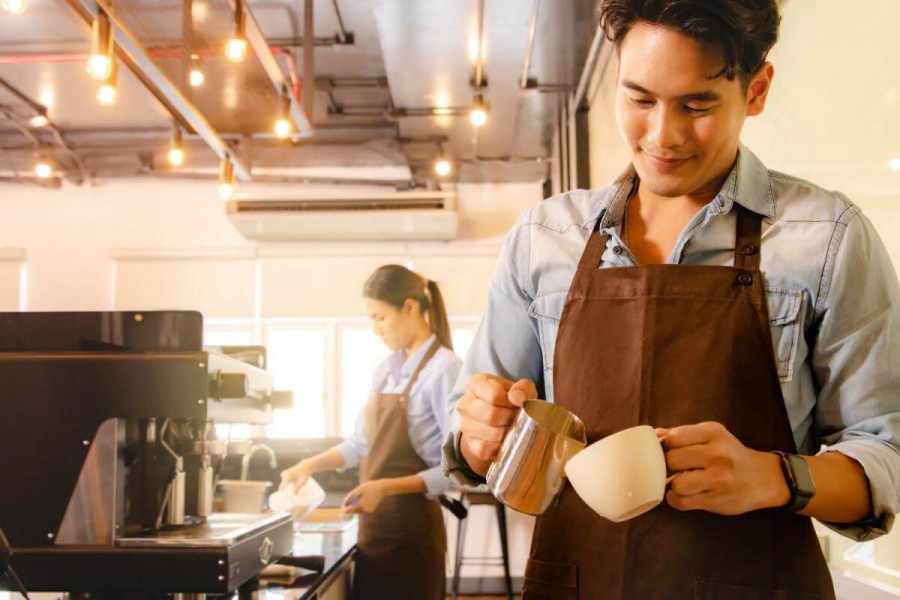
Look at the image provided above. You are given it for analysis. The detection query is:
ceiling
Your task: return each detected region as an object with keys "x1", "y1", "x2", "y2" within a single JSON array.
[{"x1": 0, "y1": 0, "x2": 598, "y2": 189}]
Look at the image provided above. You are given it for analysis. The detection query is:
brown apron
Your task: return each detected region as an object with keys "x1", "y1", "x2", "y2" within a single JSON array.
[
  {"x1": 523, "y1": 205, "x2": 836, "y2": 599},
  {"x1": 354, "y1": 339, "x2": 447, "y2": 600}
]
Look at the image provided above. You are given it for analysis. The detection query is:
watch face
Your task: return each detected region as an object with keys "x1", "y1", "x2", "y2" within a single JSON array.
[{"x1": 788, "y1": 455, "x2": 815, "y2": 498}]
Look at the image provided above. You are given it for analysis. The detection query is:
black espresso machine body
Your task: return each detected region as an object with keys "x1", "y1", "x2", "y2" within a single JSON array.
[{"x1": 0, "y1": 311, "x2": 294, "y2": 594}]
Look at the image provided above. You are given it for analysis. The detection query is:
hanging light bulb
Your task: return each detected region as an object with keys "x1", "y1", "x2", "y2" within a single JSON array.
[
  {"x1": 273, "y1": 87, "x2": 292, "y2": 139},
  {"x1": 34, "y1": 157, "x2": 53, "y2": 179},
  {"x1": 469, "y1": 94, "x2": 488, "y2": 127},
  {"x1": 168, "y1": 126, "x2": 185, "y2": 166},
  {"x1": 96, "y1": 59, "x2": 118, "y2": 106},
  {"x1": 1, "y1": 0, "x2": 27, "y2": 15},
  {"x1": 189, "y1": 54, "x2": 205, "y2": 87},
  {"x1": 29, "y1": 114, "x2": 49, "y2": 128},
  {"x1": 87, "y1": 12, "x2": 114, "y2": 81},
  {"x1": 225, "y1": 0, "x2": 248, "y2": 63},
  {"x1": 434, "y1": 158, "x2": 452, "y2": 177},
  {"x1": 218, "y1": 158, "x2": 235, "y2": 199}
]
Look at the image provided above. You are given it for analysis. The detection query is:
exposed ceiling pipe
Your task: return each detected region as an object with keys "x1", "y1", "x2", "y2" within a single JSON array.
[
  {"x1": 302, "y1": 0, "x2": 314, "y2": 125},
  {"x1": 224, "y1": 0, "x2": 313, "y2": 137},
  {"x1": 63, "y1": 0, "x2": 255, "y2": 179},
  {"x1": 519, "y1": 0, "x2": 541, "y2": 89},
  {"x1": 472, "y1": 0, "x2": 486, "y2": 89},
  {"x1": 0, "y1": 76, "x2": 90, "y2": 184},
  {"x1": 330, "y1": 0, "x2": 349, "y2": 45}
]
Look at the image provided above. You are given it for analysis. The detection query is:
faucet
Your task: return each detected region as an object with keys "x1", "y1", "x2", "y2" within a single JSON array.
[{"x1": 241, "y1": 443, "x2": 277, "y2": 480}]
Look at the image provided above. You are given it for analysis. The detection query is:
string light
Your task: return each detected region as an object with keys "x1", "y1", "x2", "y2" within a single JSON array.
[
  {"x1": 434, "y1": 158, "x2": 452, "y2": 177},
  {"x1": 469, "y1": 94, "x2": 488, "y2": 127},
  {"x1": 168, "y1": 126, "x2": 185, "y2": 167},
  {"x1": 225, "y1": 0, "x2": 248, "y2": 63},
  {"x1": 87, "y1": 12, "x2": 114, "y2": 81},
  {"x1": 273, "y1": 87, "x2": 292, "y2": 139},
  {"x1": 96, "y1": 60, "x2": 118, "y2": 106},
  {"x1": 217, "y1": 158, "x2": 235, "y2": 199},
  {"x1": 34, "y1": 158, "x2": 53, "y2": 179},
  {"x1": 189, "y1": 54, "x2": 205, "y2": 87}
]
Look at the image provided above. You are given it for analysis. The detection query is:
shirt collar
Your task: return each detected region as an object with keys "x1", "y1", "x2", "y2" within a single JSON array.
[
  {"x1": 596, "y1": 143, "x2": 775, "y2": 230},
  {"x1": 387, "y1": 333, "x2": 438, "y2": 383}
]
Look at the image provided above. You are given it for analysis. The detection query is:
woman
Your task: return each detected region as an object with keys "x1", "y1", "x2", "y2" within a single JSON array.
[{"x1": 280, "y1": 264, "x2": 461, "y2": 600}]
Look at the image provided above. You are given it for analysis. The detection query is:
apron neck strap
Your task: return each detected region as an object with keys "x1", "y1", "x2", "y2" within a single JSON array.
[
  {"x1": 580, "y1": 217, "x2": 610, "y2": 270},
  {"x1": 733, "y1": 204, "x2": 763, "y2": 270},
  {"x1": 388, "y1": 338, "x2": 442, "y2": 399}
]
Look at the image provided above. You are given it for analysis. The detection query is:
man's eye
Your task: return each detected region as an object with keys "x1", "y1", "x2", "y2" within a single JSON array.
[
  {"x1": 628, "y1": 96, "x2": 653, "y2": 107},
  {"x1": 685, "y1": 105, "x2": 713, "y2": 114}
]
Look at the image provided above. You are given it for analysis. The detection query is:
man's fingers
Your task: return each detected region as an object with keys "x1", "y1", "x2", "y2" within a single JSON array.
[
  {"x1": 466, "y1": 374, "x2": 517, "y2": 407},
  {"x1": 459, "y1": 415, "x2": 507, "y2": 443},
  {"x1": 508, "y1": 379, "x2": 538, "y2": 407},
  {"x1": 668, "y1": 469, "x2": 711, "y2": 497},
  {"x1": 458, "y1": 396, "x2": 518, "y2": 427},
  {"x1": 665, "y1": 445, "x2": 712, "y2": 472},
  {"x1": 663, "y1": 422, "x2": 724, "y2": 449}
]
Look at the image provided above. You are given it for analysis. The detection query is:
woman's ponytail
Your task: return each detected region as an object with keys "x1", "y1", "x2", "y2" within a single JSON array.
[{"x1": 425, "y1": 279, "x2": 453, "y2": 351}]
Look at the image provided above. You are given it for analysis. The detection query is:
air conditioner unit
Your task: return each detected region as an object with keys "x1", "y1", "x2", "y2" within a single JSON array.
[{"x1": 226, "y1": 190, "x2": 459, "y2": 242}]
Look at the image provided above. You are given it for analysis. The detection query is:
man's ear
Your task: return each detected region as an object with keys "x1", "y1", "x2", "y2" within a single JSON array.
[{"x1": 746, "y1": 62, "x2": 775, "y2": 117}]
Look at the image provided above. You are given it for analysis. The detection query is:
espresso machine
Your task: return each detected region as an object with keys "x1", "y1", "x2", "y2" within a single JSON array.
[{"x1": 0, "y1": 311, "x2": 294, "y2": 595}]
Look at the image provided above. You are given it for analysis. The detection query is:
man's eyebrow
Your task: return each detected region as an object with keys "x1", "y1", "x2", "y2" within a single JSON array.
[{"x1": 621, "y1": 79, "x2": 721, "y2": 102}]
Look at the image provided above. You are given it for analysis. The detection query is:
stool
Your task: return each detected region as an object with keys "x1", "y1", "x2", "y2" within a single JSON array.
[{"x1": 451, "y1": 490, "x2": 513, "y2": 600}]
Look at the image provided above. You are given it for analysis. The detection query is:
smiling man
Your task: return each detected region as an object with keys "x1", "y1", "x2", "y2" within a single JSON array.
[{"x1": 442, "y1": 1, "x2": 900, "y2": 598}]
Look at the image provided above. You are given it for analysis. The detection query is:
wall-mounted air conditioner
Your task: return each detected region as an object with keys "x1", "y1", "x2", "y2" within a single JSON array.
[{"x1": 226, "y1": 190, "x2": 459, "y2": 242}]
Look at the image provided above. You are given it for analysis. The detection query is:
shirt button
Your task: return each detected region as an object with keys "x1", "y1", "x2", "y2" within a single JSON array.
[
  {"x1": 741, "y1": 243, "x2": 758, "y2": 256},
  {"x1": 737, "y1": 273, "x2": 753, "y2": 286},
  {"x1": 613, "y1": 246, "x2": 623, "y2": 255}
]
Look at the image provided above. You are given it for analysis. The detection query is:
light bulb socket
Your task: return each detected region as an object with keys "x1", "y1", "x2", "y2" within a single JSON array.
[
  {"x1": 91, "y1": 12, "x2": 113, "y2": 62},
  {"x1": 219, "y1": 157, "x2": 235, "y2": 185},
  {"x1": 234, "y1": 0, "x2": 245, "y2": 40}
]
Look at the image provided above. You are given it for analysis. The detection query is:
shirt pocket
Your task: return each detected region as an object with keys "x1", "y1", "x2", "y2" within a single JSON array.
[
  {"x1": 527, "y1": 292, "x2": 567, "y2": 375},
  {"x1": 764, "y1": 287, "x2": 804, "y2": 383}
]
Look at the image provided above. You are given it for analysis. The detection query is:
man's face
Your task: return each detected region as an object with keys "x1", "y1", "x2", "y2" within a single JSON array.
[{"x1": 615, "y1": 22, "x2": 769, "y2": 199}]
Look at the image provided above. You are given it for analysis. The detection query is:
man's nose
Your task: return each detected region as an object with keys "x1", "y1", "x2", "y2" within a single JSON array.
[{"x1": 651, "y1": 104, "x2": 686, "y2": 149}]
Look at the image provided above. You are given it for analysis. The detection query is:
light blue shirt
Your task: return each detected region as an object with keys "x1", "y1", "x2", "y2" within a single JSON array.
[
  {"x1": 336, "y1": 334, "x2": 462, "y2": 498},
  {"x1": 442, "y1": 145, "x2": 900, "y2": 541}
]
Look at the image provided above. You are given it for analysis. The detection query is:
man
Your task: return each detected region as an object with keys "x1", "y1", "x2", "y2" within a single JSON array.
[{"x1": 442, "y1": 1, "x2": 900, "y2": 598}]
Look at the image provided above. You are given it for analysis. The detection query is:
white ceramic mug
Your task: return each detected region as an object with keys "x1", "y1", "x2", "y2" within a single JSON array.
[{"x1": 564, "y1": 425, "x2": 668, "y2": 522}]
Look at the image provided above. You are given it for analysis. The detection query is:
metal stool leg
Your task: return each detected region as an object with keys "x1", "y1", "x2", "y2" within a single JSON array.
[
  {"x1": 495, "y1": 502, "x2": 513, "y2": 600},
  {"x1": 452, "y1": 496, "x2": 469, "y2": 600}
]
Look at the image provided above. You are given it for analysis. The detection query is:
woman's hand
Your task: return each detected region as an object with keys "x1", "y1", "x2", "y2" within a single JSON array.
[
  {"x1": 342, "y1": 480, "x2": 392, "y2": 514},
  {"x1": 280, "y1": 458, "x2": 313, "y2": 493}
]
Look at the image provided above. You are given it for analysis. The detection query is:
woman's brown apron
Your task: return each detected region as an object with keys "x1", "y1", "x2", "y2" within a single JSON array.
[
  {"x1": 523, "y1": 205, "x2": 835, "y2": 599},
  {"x1": 354, "y1": 339, "x2": 447, "y2": 600}
]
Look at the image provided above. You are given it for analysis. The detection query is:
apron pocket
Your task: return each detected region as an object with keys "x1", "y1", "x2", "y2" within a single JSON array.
[
  {"x1": 522, "y1": 558, "x2": 577, "y2": 599},
  {"x1": 694, "y1": 580, "x2": 820, "y2": 600}
]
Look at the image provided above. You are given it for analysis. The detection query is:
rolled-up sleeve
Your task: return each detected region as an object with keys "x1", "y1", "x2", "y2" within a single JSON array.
[
  {"x1": 812, "y1": 206, "x2": 900, "y2": 540},
  {"x1": 442, "y1": 212, "x2": 545, "y2": 486},
  {"x1": 333, "y1": 406, "x2": 368, "y2": 469}
]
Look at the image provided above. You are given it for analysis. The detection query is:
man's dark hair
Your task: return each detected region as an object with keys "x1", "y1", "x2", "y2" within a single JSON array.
[{"x1": 599, "y1": 0, "x2": 781, "y2": 82}]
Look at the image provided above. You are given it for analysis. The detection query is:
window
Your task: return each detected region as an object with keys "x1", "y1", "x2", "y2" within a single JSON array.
[
  {"x1": 204, "y1": 317, "x2": 480, "y2": 439},
  {"x1": 264, "y1": 327, "x2": 327, "y2": 438}
]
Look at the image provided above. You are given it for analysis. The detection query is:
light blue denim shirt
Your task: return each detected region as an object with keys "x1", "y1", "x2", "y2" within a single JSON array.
[
  {"x1": 335, "y1": 334, "x2": 461, "y2": 498},
  {"x1": 442, "y1": 145, "x2": 900, "y2": 541}
]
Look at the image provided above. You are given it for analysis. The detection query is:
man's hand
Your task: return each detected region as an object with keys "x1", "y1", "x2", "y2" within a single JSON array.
[
  {"x1": 658, "y1": 422, "x2": 790, "y2": 515},
  {"x1": 457, "y1": 374, "x2": 537, "y2": 476}
]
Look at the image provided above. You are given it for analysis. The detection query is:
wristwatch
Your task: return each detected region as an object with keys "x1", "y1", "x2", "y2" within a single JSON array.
[{"x1": 772, "y1": 451, "x2": 815, "y2": 512}]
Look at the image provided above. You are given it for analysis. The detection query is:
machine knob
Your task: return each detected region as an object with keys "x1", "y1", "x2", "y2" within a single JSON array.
[{"x1": 209, "y1": 370, "x2": 249, "y2": 401}]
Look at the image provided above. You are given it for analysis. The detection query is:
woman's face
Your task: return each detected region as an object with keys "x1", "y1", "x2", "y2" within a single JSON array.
[{"x1": 364, "y1": 297, "x2": 415, "y2": 351}]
